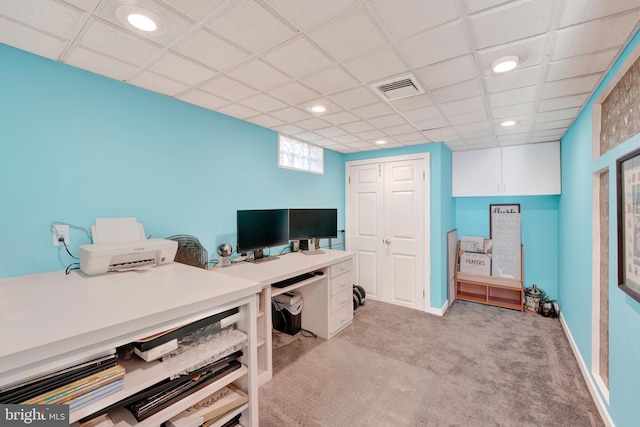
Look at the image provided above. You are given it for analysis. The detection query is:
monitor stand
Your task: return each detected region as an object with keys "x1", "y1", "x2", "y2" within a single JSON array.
[
  {"x1": 299, "y1": 239, "x2": 324, "y2": 255},
  {"x1": 247, "y1": 248, "x2": 279, "y2": 263}
]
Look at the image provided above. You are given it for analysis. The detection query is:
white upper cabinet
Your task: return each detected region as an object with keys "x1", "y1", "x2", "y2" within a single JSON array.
[{"x1": 452, "y1": 142, "x2": 561, "y2": 197}]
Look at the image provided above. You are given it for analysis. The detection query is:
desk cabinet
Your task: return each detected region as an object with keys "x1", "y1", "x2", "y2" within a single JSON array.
[
  {"x1": 0, "y1": 264, "x2": 261, "y2": 427},
  {"x1": 217, "y1": 250, "x2": 355, "y2": 387}
]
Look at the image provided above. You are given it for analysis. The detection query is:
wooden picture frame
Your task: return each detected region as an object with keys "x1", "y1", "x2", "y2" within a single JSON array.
[
  {"x1": 616, "y1": 147, "x2": 640, "y2": 303},
  {"x1": 489, "y1": 204, "x2": 520, "y2": 238}
]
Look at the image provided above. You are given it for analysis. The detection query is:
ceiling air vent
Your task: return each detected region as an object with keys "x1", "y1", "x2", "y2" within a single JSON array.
[{"x1": 371, "y1": 73, "x2": 425, "y2": 101}]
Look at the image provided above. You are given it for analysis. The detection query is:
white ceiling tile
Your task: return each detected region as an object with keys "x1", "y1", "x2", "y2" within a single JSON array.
[
  {"x1": 174, "y1": 29, "x2": 250, "y2": 71},
  {"x1": 207, "y1": 0, "x2": 296, "y2": 53},
  {"x1": 301, "y1": 66, "x2": 360, "y2": 95},
  {"x1": 402, "y1": 106, "x2": 443, "y2": 122},
  {"x1": 342, "y1": 121, "x2": 375, "y2": 133},
  {"x1": 447, "y1": 110, "x2": 488, "y2": 125},
  {"x1": 351, "y1": 103, "x2": 395, "y2": 119},
  {"x1": 66, "y1": 46, "x2": 137, "y2": 80},
  {"x1": 79, "y1": 20, "x2": 162, "y2": 66},
  {"x1": 129, "y1": 71, "x2": 189, "y2": 96},
  {"x1": 295, "y1": 131, "x2": 324, "y2": 141},
  {"x1": 333, "y1": 134, "x2": 360, "y2": 144},
  {"x1": 273, "y1": 124, "x2": 306, "y2": 135},
  {"x1": 384, "y1": 123, "x2": 418, "y2": 135},
  {"x1": 547, "y1": 49, "x2": 618, "y2": 82},
  {"x1": 309, "y1": 7, "x2": 388, "y2": 62},
  {"x1": 216, "y1": 103, "x2": 260, "y2": 119},
  {"x1": 150, "y1": 52, "x2": 215, "y2": 85},
  {"x1": 329, "y1": 87, "x2": 379, "y2": 110},
  {"x1": 265, "y1": 0, "x2": 358, "y2": 30},
  {"x1": 491, "y1": 102, "x2": 534, "y2": 119},
  {"x1": 484, "y1": 66, "x2": 541, "y2": 93},
  {"x1": 412, "y1": 117, "x2": 450, "y2": 131},
  {"x1": 356, "y1": 129, "x2": 386, "y2": 139},
  {"x1": 395, "y1": 131, "x2": 429, "y2": 142},
  {"x1": 344, "y1": 49, "x2": 409, "y2": 83},
  {"x1": 396, "y1": 20, "x2": 470, "y2": 68},
  {"x1": 440, "y1": 96, "x2": 485, "y2": 116},
  {"x1": 63, "y1": 0, "x2": 100, "y2": 11},
  {"x1": 200, "y1": 76, "x2": 257, "y2": 100},
  {"x1": 161, "y1": 0, "x2": 228, "y2": 23},
  {"x1": 498, "y1": 135, "x2": 529, "y2": 146},
  {"x1": 0, "y1": 0, "x2": 87, "y2": 39},
  {"x1": 177, "y1": 89, "x2": 229, "y2": 111},
  {"x1": 247, "y1": 115, "x2": 286, "y2": 128},
  {"x1": 263, "y1": 37, "x2": 333, "y2": 78},
  {"x1": 414, "y1": 55, "x2": 478, "y2": 91},
  {"x1": 464, "y1": 0, "x2": 512, "y2": 14},
  {"x1": 532, "y1": 129, "x2": 566, "y2": 138},
  {"x1": 268, "y1": 82, "x2": 320, "y2": 105},
  {"x1": 0, "y1": 18, "x2": 67, "y2": 60},
  {"x1": 241, "y1": 93, "x2": 288, "y2": 113},
  {"x1": 389, "y1": 93, "x2": 434, "y2": 112},
  {"x1": 542, "y1": 74, "x2": 602, "y2": 99},
  {"x1": 430, "y1": 79, "x2": 483, "y2": 103},
  {"x1": 369, "y1": 0, "x2": 461, "y2": 40},
  {"x1": 468, "y1": 0, "x2": 555, "y2": 49},
  {"x1": 456, "y1": 127, "x2": 493, "y2": 139},
  {"x1": 558, "y1": 0, "x2": 640, "y2": 28},
  {"x1": 346, "y1": 141, "x2": 378, "y2": 149},
  {"x1": 227, "y1": 59, "x2": 290, "y2": 90},
  {"x1": 315, "y1": 127, "x2": 348, "y2": 138},
  {"x1": 421, "y1": 126, "x2": 457, "y2": 140},
  {"x1": 488, "y1": 85, "x2": 537, "y2": 108},
  {"x1": 534, "y1": 107, "x2": 581, "y2": 123},
  {"x1": 552, "y1": 11, "x2": 640, "y2": 60},
  {"x1": 538, "y1": 93, "x2": 590, "y2": 112},
  {"x1": 369, "y1": 114, "x2": 408, "y2": 128},
  {"x1": 271, "y1": 106, "x2": 311, "y2": 122},
  {"x1": 322, "y1": 111, "x2": 360, "y2": 125},
  {"x1": 529, "y1": 135, "x2": 561, "y2": 143},
  {"x1": 533, "y1": 119, "x2": 573, "y2": 131},
  {"x1": 97, "y1": 0, "x2": 195, "y2": 45}
]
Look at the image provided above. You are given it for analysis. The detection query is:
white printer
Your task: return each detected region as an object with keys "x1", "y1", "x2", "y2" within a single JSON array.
[{"x1": 78, "y1": 218, "x2": 178, "y2": 276}]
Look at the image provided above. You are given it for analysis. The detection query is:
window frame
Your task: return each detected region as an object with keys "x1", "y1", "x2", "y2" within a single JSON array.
[{"x1": 278, "y1": 134, "x2": 324, "y2": 175}]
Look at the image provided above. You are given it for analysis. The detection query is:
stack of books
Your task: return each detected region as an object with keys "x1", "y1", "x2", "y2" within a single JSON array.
[{"x1": 0, "y1": 352, "x2": 125, "y2": 412}]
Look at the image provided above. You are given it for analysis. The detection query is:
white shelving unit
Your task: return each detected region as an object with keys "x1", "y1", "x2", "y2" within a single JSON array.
[{"x1": 0, "y1": 263, "x2": 262, "y2": 426}]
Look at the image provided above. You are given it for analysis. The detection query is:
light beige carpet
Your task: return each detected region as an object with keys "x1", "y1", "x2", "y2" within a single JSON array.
[{"x1": 259, "y1": 300, "x2": 604, "y2": 427}]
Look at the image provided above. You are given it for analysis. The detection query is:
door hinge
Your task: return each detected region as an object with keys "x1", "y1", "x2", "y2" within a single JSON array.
[
  {"x1": 348, "y1": 176, "x2": 351, "y2": 184},
  {"x1": 423, "y1": 289, "x2": 425, "y2": 298},
  {"x1": 378, "y1": 164, "x2": 381, "y2": 177},
  {"x1": 423, "y1": 170, "x2": 425, "y2": 180}
]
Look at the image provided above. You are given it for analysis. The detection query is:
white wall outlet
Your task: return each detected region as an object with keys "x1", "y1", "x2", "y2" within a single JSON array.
[{"x1": 52, "y1": 224, "x2": 70, "y2": 246}]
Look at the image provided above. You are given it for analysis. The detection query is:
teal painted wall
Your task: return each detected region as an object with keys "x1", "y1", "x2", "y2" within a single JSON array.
[
  {"x1": 0, "y1": 44, "x2": 346, "y2": 279},
  {"x1": 344, "y1": 142, "x2": 455, "y2": 310},
  {"x1": 560, "y1": 28, "x2": 640, "y2": 427},
  {"x1": 455, "y1": 196, "x2": 559, "y2": 299}
]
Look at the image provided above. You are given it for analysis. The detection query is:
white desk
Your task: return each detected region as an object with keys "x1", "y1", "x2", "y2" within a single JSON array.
[
  {"x1": 0, "y1": 263, "x2": 262, "y2": 426},
  {"x1": 216, "y1": 249, "x2": 354, "y2": 386}
]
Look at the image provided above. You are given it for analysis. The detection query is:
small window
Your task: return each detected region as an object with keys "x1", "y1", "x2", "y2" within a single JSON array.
[{"x1": 278, "y1": 134, "x2": 324, "y2": 174}]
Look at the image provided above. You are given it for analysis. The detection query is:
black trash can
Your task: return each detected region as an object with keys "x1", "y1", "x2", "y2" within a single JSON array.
[{"x1": 272, "y1": 291, "x2": 303, "y2": 335}]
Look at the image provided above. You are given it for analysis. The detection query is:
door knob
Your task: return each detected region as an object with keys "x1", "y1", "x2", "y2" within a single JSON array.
[{"x1": 384, "y1": 239, "x2": 391, "y2": 244}]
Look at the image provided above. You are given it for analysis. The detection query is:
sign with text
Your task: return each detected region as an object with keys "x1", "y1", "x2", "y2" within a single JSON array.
[
  {"x1": 1, "y1": 405, "x2": 68, "y2": 426},
  {"x1": 490, "y1": 204, "x2": 521, "y2": 279}
]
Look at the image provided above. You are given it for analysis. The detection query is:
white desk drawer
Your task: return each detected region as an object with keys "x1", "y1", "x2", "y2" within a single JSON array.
[
  {"x1": 331, "y1": 287, "x2": 352, "y2": 313},
  {"x1": 330, "y1": 303, "x2": 352, "y2": 335},
  {"x1": 330, "y1": 270, "x2": 353, "y2": 296},
  {"x1": 329, "y1": 259, "x2": 352, "y2": 278}
]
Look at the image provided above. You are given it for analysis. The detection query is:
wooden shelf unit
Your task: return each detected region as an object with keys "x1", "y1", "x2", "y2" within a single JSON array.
[{"x1": 455, "y1": 242, "x2": 524, "y2": 311}]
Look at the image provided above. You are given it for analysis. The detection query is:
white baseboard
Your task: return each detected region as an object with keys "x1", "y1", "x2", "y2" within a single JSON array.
[
  {"x1": 425, "y1": 299, "x2": 448, "y2": 316},
  {"x1": 559, "y1": 313, "x2": 615, "y2": 427}
]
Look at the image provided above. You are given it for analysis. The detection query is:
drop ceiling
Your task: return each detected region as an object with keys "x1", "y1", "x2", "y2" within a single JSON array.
[{"x1": 2, "y1": 0, "x2": 640, "y2": 153}]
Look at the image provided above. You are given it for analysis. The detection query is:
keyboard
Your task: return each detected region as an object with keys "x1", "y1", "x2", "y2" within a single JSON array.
[{"x1": 272, "y1": 272, "x2": 316, "y2": 288}]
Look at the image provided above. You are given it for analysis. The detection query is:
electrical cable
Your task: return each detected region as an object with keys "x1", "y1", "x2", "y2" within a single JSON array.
[
  {"x1": 65, "y1": 263, "x2": 80, "y2": 275},
  {"x1": 62, "y1": 240, "x2": 79, "y2": 259}
]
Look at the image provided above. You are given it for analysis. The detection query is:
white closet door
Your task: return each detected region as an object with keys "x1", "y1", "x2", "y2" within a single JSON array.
[{"x1": 347, "y1": 155, "x2": 428, "y2": 312}]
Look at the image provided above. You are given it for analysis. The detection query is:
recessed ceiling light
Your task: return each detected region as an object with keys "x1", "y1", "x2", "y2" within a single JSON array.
[
  {"x1": 127, "y1": 13, "x2": 157, "y2": 32},
  {"x1": 115, "y1": 5, "x2": 165, "y2": 34},
  {"x1": 501, "y1": 120, "x2": 517, "y2": 127},
  {"x1": 308, "y1": 105, "x2": 326, "y2": 113},
  {"x1": 375, "y1": 140, "x2": 386, "y2": 145},
  {"x1": 491, "y1": 55, "x2": 519, "y2": 73}
]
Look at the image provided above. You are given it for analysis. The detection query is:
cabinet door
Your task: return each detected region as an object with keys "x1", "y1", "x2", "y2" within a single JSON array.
[
  {"x1": 452, "y1": 147, "x2": 501, "y2": 196},
  {"x1": 501, "y1": 142, "x2": 561, "y2": 195}
]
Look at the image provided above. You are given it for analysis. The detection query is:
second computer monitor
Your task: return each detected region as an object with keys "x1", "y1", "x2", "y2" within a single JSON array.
[{"x1": 289, "y1": 208, "x2": 337, "y2": 253}]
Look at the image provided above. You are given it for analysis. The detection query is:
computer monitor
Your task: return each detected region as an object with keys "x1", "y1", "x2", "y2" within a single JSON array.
[
  {"x1": 289, "y1": 208, "x2": 338, "y2": 254},
  {"x1": 236, "y1": 209, "x2": 289, "y2": 263}
]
